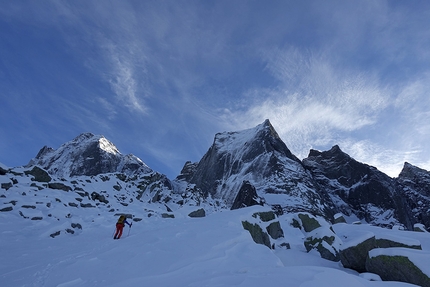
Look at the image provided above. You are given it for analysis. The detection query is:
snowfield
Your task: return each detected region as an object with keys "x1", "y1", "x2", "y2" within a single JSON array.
[{"x1": 2, "y1": 204, "x2": 428, "y2": 287}]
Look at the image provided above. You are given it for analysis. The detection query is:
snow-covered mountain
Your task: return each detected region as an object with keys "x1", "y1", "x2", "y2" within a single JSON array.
[
  {"x1": 27, "y1": 133, "x2": 152, "y2": 178},
  {"x1": 302, "y1": 145, "x2": 415, "y2": 229},
  {"x1": 2, "y1": 120, "x2": 430, "y2": 286},
  {"x1": 175, "y1": 119, "x2": 334, "y2": 216},
  {"x1": 11, "y1": 120, "x2": 430, "y2": 231}
]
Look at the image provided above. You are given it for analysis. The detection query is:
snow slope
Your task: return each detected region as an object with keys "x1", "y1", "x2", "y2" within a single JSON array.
[{"x1": 2, "y1": 205, "x2": 428, "y2": 287}]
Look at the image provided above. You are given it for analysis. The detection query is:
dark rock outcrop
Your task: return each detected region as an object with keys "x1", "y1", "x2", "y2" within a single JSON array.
[
  {"x1": 303, "y1": 146, "x2": 415, "y2": 230},
  {"x1": 231, "y1": 181, "x2": 262, "y2": 210},
  {"x1": 188, "y1": 208, "x2": 206, "y2": 218},
  {"x1": 24, "y1": 166, "x2": 51, "y2": 182},
  {"x1": 396, "y1": 162, "x2": 430, "y2": 231}
]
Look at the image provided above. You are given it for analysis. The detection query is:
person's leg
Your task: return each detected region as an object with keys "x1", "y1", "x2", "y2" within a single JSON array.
[
  {"x1": 114, "y1": 224, "x2": 120, "y2": 239},
  {"x1": 117, "y1": 225, "x2": 124, "y2": 239}
]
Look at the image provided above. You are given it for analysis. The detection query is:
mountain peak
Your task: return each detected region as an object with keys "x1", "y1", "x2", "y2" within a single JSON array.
[
  {"x1": 28, "y1": 133, "x2": 150, "y2": 177},
  {"x1": 398, "y1": 162, "x2": 430, "y2": 180}
]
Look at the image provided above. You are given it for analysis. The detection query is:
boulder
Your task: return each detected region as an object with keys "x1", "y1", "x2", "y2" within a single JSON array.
[
  {"x1": 366, "y1": 248, "x2": 430, "y2": 287},
  {"x1": 1, "y1": 182, "x2": 12, "y2": 190},
  {"x1": 0, "y1": 206, "x2": 13, "y2": 212},
  {"x1": 24, "y1": 166, "x2": 51, "y2": 182},
  {"x1": 253, "y1": 211, "x2": 276, "y2": 222},
  {"x1": 48, "y1": 182, "x2": 72, "y2": 191},
  {"x1": 298, "y1": 213, "x2": 321, "y2": 232},
  {"x1": 266, "y1": 221, "x2": 284, "y2": 239},
  {"x1": 414, "y1": 223, "x2": 427, "y2": 232},
  {"x1": 375, "y1": 236, "x2": 421, "y2": 250},
  {"x1": 91, "y1": 191, "x2": 109, "y2": 204},
  {"x1": 334, "y1": 213, "x2": 347, "y2": 224},
  {"x1": 242, "y1": 221, "x2": 271, "y2": 249},
  {"x1": 339, "y1": 233, "x2": 376, "y2": 272},
  {"x1": 188, "y1": 208, "x2": 206, "y2": 218},
  {"x1": 304, "y1": 226, "x2": 340, "y2": 262}
]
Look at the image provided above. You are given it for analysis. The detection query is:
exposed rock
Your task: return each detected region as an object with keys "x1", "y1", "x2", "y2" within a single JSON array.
[
  {"x1": 71, "y1": 223, "x2": 82, "y2": 229},
  {"x1": 334, "y1": 213, "x2": 347, "y2": 224},
  {"x1": 242, "y1": 220, "x2": 271, "y2": 249},
  {"x1": 21, "y1": 205, "x2": 36, "y2": 209},
  {"x1": 366, "y1": 248, "x2": 430, "y2": 287},
  {"x1": 414, "y1": 224, "x2": 427, "y2": 232},
  {"x1": 0, "y1": 166, "x2": 7, "y2": 175},
  {"x1": 91, "y1": 191, "x2": 109, "y2": 204},
  {"x1": 24, "y1": 166, "x2": 51, "y2": 182},
  {"x1": 0, "y1": 206, "x2": 13, "y2": 212},
  {"x1": 303, "y1": 146, "x2": 415, "y2": 230},
  {"x1": 176, "y1": 161, "x2": 198, "y2": 182},
  {"x1": 252, "y1": 211, "x2": 276, "y2": 222},
  {"x1": 376, "y1": 237, "x2": 421, "y2": 250},
  {"x1": 31, "y1": 217, "x2": 43, "y2": 220},
  {"x1": 298, "y1": 213, "x2": 321, "y2": 232},
  {"x1": 231, "y1": 181, "x2": 263, "y2": 210},
  {"x1": 50, "y1": 231, "x2": 61, "y2": 238},
  {"x1": 1, "y1": 182, "x2": 12, "y2": 190},
  {"x1": 48, "y1": 182, "x2": 72, "y2": 191},
  {"x1": 188, "y1": 208, "x2": 206, "y2": 218},
  {"x1": 279, "y1": 242, "x2": 291, "y2": 249},
  {"x1": 266, "y1": 221, "x2": 284, "y2": 239},
  {"x1": 339, "y1": 234, "x2": 376, "y2": 272},
  {"x1": 304, "y1": 226, "x2": 340, "y2": 262},
  {"x1": 161, "y1": 213, "x2": 174, "y2": 218},
  {"x1": 80, "y1": 203, "x2": 95, "y2": 208},
  {"x1": 396, "y1": 162, "x2": 430, "y2": 231}
]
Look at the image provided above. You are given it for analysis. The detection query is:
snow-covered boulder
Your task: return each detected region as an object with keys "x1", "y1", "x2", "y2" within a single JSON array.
[
  {"x1": 304, "y1": 225, "x2": 341, "y2": 261},
  {"x1": 366, "y1": 248, "x2": 430, "y2": 287},
  {"x1": 24, "y1": 166, "x2": 51, "y2": 182},
  {"x1": 334, "y1": 213, "x2": 347, "y2": 224},
  {"x1": 375, "y1": 233, "x2": 422, "y2": 250},
  {"x1": 297, "y1": 213, "x2": 321, "y2": 232},
  {"x1": 339, "y1": 231, "x2": 376, "y2": 272},
  {"x1": 414, "y1": 223, "x2": 428, "y2": 232},
  {"x1": 242, "y1": 210, "x2": 285, "y2": 249},
  {"x1": 188, "y1": 208, "x2": 206, "y2": 218}
]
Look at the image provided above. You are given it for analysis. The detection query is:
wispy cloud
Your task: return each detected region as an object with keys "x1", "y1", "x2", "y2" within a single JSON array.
[
  {"x1": 103, "y1": 41, "x2": 148, "y2": 114},
  {"x1": 221, "y1": 48, "x2": 389, "y2": 155}
]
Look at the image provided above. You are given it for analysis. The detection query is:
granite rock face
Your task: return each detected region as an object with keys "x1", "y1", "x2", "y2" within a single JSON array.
[
  {"x1": 303, "y1": 146, "x2": 416, "y2": 229},
  {"x1": 176, "y1": 120, "x2": 334, "y2": 217}
]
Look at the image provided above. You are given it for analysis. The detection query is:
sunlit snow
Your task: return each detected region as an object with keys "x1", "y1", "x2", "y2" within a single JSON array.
[{"x1": 2, "y1": 203, "x2": 429, "y2": 286}]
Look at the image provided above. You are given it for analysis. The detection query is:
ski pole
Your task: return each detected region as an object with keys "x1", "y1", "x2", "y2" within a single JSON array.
[{"x1": 127, "y1": 223, "x2": 132, "y2": 237}]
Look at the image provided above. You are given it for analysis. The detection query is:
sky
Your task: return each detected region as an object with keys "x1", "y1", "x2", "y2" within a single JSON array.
[{"x1": 1, "y1": 0, "x2": 430, "y2": 179}]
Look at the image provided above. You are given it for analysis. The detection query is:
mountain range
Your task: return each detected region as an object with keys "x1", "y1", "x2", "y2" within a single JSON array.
[{"x1": 2, "y1": 119, "x2": 428, "y2": 231}]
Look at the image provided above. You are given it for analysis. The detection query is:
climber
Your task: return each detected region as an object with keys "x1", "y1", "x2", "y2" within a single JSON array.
[{"x1": 114, "y1": 214, "x2": 132, "y2": 239}]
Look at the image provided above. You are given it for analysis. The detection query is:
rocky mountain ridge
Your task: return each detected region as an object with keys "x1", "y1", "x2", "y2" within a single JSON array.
[
  {"x1": 27, "y1": 133, "x2": 152, "y2": 178},
  {"x1": 1, "y1": 120, "x2": 429, "y2": 231}
]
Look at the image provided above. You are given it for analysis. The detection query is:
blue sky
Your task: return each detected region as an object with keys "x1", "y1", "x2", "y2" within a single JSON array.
[{"x1": 1, "y1": 1, "x2": 429, "y2": 178}]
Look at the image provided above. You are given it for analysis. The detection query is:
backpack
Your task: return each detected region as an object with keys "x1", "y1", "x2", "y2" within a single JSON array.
[{"x1": 117, "y1": 215, "x2": 126, "y2": 224}]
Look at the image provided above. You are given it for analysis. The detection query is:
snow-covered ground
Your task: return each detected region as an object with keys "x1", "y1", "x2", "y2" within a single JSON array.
[{"x1": 2, "y1": 204, "x2": 428, "y2": 287}]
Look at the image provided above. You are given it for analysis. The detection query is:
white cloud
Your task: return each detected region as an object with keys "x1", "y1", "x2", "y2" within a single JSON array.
[
  {"x1": 105, "y1": 44, "x2": 147, "y2": 114},
  {"x1": 221, "y1": 48, "x2": 389, "y2": 158}
]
